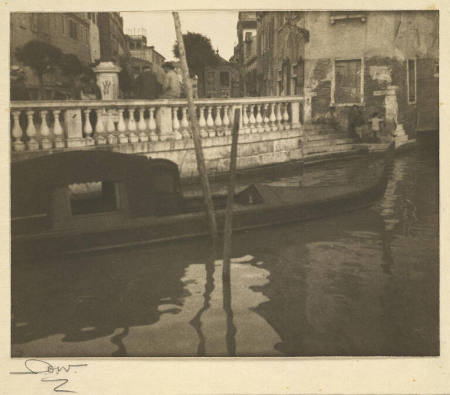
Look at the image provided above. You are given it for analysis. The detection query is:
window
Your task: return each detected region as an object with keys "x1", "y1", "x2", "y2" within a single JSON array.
[
  {"x1": 407, "y1": 59, "x2": 416, "y2": 103},
  {"x1": 330, "y1": 11, "x2": 367, "y2": 24},
  {"x1": 334, "y1": 59, "x2": 362, "y2": 104},
  {"x1": 60, "y1": 14, "x2": 65, "y2": 34},
  {"x1": 220, "y1": 71, "x2": 230, "y2": 87},
  {"x1": 69, "y1": 19, "x2": 78, "y2": 40},
  {"x1": 245, "y1": 31, "x2": 252, "y2": 42},
  {"x1": 69, "y1": 181, "x2": 118, "y2": 216}
]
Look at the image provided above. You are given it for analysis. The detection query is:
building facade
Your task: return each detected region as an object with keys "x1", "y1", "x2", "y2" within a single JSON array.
[
  {"x1": 255, "y1": 11, "x2": 439, "y2": 137},
  {"x1": 201, "y1": 56, "x2": 240, "y2": 98},
  {"x1": 234, "y1": 12, "x2": 258, "y2": 96},
  {"x1": 10, "y1": 12, "x2": 96, "y2": 98},
  {"x1": 97, "y1": 12, "x2": 128, "y2": 63},
  {"x1": 126, "y1": 35, "x2": 166, "y2": 68}
]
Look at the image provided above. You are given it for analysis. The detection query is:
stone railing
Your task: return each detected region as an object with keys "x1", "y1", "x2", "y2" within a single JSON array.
[{"x1": 10, "y1": 96, "x2": 303, "y2": 153}]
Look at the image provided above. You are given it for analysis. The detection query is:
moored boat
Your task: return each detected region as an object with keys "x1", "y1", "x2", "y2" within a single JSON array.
[{"x1": 11, "y1": 147, "x2": 393, "y2": 260}]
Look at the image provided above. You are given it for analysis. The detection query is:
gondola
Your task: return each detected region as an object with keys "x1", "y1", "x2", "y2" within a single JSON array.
[{"x1": 11, "y1": 146, "x2": 393, "y2": 260}]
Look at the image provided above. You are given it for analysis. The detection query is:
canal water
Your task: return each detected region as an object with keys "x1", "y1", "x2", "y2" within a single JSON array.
[{"x1": 11, "y1": 145, "x2": 439, "y2": 357}]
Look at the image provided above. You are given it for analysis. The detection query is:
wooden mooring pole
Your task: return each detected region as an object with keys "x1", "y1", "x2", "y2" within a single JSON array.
[
  {"x1": 222, "y1": 108, "x2": 241, "y2": 283},
  {"x1": 172, "y1": 12, "x2": 218, "y2": 244}
]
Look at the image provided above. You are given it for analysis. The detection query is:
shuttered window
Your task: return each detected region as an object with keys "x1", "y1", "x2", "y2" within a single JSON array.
[{"x1": 334, "y1": 59, "x2": 362, "y2": 104}]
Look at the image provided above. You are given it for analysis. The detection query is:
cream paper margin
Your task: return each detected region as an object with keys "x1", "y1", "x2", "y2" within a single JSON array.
[{"x1": 1, "y1": 1, "x2": 448, "y2": 394}]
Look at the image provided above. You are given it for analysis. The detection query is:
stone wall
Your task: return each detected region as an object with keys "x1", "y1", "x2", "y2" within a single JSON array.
[{"x1": 12, "y1": 128, "x2": 303, "y2": 179}]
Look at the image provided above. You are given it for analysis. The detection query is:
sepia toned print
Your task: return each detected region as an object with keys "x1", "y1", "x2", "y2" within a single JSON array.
[{"x1": 10, "y1": 10, "x2": 438, "y2": 358}]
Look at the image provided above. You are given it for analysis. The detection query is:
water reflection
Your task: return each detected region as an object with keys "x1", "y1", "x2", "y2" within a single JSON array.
[{"x1": 12, "y1": 146, "x2": 439, "y2": 357}]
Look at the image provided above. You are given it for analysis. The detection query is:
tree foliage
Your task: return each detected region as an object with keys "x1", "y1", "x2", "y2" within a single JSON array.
[
  {"x1": 15, "y1": 40, "x2": 95, "y2": 98},
  {"x1": 118, "y1": 55, "x2": 135, "y2": 97},
  {"x1": 58, "y1": 53, "x2": 90, "y2": 79},
  {"x1": 15, "y1": 40, "x2": 62, "y2": 79},
  {"x1": 173, "y1": 32, "x2": 219, "y2": 77}
]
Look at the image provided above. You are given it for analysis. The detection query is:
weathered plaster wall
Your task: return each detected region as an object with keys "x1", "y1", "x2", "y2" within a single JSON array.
[{"x1": 303, "y1": 11, "x2": 438, "y2": 136}]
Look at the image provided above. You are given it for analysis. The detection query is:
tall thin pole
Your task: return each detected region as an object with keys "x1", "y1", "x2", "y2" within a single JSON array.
[
  {"x1": 172, "y1": 12, "x2": 218, "y2": 244},
  {"x1": 222, "y1": 108, "x2": 241, "y2": 283}
]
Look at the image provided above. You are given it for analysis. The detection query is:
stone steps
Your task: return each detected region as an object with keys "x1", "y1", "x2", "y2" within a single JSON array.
[
  {"x1": 302, "y1": 122, "x2": 356, "y2": 157},
  {"x1": 306, "y1": 133, "x2": 352, "y2": 143},
  {"x1": 304, "y1": 144, "x2": 356, "y2": 155}
]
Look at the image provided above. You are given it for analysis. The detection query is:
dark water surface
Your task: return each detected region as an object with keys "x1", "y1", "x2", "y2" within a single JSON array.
[{"x1": 12, "y1": 145, "x2": 439, "y2": 357}]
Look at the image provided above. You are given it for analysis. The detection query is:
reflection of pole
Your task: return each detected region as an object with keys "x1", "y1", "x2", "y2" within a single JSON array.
[
  {"x1": 222, "y1": 109, "x2": 240, "y2": 356},
  {"x1": 173, "y1": 12, "x2": 218, "y2": 244},
  {"x1": 189, "y1": 259, "x2": 215, "y2": 356},
  {"x1": 223, "y1": 108, "x2": 241, "y2": 283},
  {"x1": 223, "y1": 267, "x2": 236, "y2": 356}
]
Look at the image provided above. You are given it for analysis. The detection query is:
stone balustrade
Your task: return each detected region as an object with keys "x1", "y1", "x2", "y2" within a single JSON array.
[
  {"x1": 10, "y1": 97, "x2": 303, "y2": 153},
  {"x1": 11, "y1": 97, "x2": 304, "y2": 177}
]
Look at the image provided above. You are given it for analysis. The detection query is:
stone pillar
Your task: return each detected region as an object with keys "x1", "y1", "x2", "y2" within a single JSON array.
[
  {"x1": 93, "y1": 61, "x2": 121, "y2": 100},
  {"x1": 303, "y1": 87, "x2": 315, "y2": 125},
  {"x1": 290, "y1": 101, "x2": 302, "y2": 134},
  {"x1": 64, "y1": 109, "x2": 84, "y2": 147},
  {"x1": 384, "y1": 85, "x2": 408, "y2": 148},
  {"x1": 156, "y1": 104, "x2": 174, "y2": 141}
]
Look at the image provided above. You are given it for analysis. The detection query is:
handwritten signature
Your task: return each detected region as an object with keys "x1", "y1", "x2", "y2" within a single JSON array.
[{"x1": 10, "y1": 359, "x2": 88, "y2": 393}]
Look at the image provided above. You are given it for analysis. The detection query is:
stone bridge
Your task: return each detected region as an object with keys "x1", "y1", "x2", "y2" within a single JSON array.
[{"x1": 11, "y1": 97, "x2": 304, "y2": 178}]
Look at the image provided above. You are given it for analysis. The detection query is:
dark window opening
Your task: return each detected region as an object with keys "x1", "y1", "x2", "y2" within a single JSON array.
[
  {"x1": 69, "y1": 20, "x2": 78, "y2": 40},
  {"x1": 69, "y1": 181, "x2": 118, "y2": 215},
  {"x1": 408, "y1": 59, "x2": 416, "y2": 103},
  {"x1": 335, "y1": 59, "x2": 361, "y2": 104},
  {"x1": 220, "y1": 71, "x2": 230, "y2": 87}
]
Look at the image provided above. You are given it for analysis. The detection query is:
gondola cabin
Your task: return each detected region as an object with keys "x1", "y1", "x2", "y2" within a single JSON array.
[{"x1": 12, "y1": 151, "x2": 183, "y2": 236}]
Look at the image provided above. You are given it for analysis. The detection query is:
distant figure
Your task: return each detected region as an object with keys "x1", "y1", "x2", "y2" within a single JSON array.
[
  {"x1": 10, "y1": 66, "x2": 29, "y2": 101},
  {"x1": 348, "y1": 105, "x2": 365, "y2": 141},
  {"x1": 136, "y1": 65, "x2": 162, "y2": 100},
  {"x1": 161, "y1": 62, "x2": 181, "y2": 99},
  {"x1": 325, "y1": 105, "x2": 339, "y2": 130},
  {"x1": 192, "y1": 75, "x2": 199, "y2": 98},
  {"x1": 369, "y1": 112, "x2": 384, "y2": 142}
]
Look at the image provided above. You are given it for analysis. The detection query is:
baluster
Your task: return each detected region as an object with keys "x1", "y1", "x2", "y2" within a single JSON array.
[
  {"x1": 38, "y1": 110, "x2": 52, "y2": 149},
  {"x1": 214, "y1": 105, "x2": 223, "y2": 136},
  {"x1": 276, "y1": 103, "x2": 283, "y2": 130},
  {"x1": 148, "y1": 108, "x2": 158, "y2": 142},
  {"x1": 199, "y1": 106, "x2": 208, "y2": 138},
  {"x1": 181, "y1": 107, "x2": 190, "y2": 138},
  {"x1": 106, "y1": 109, "x2": 117, "y2": 145},
  {"x1": 263, "y1": 104, "x2": 271, "y2": 133},
  {"x1": 223, "y1": 105, "x2": 231, "y2": 136},
  {"x1": 128, "y1": 108, "x2": 138, "y2": 143},
  {"x1": 206, "y1": 106, "x2": 215, "y2": 137},
  {"x1": 83, "y1": 109, "x2": 94, "y2": 146},
  {"x1": 138, "y1": 107, "x2": 148, "y2": 142},
  {"x1": 270, "y1": 103, "x2": 277, "y2": 131},
  {"x1": 283, "y1": 103, "x2": 290, "y2": 130},
  {"x1": 256, "y1": 104, "x2": 264, "y2": 133},
  {"x1": 117, "y1": 108, "x2": 128, "y2": 144},
  {"x1": 95, "y1": 108, "x2": 106, "y2": 144},
  {"x1": 172, "y1": 107, "x2": 182, "y2": 140},
  {"x1": 52, "y1": 109, "x2": 64, "y2": 148},
  {"x1": 249, "y1": 105, "x2": 256, "y2": 133},
  {"x1": 11, "y1": 110, "x2": 25, "y2": 151},
  {"x1": 26, "y1": 110, "x2": 39, "y2": 150},
  {"x1": 242, "y1": 104, "x2": 249, "y2": 134}
]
